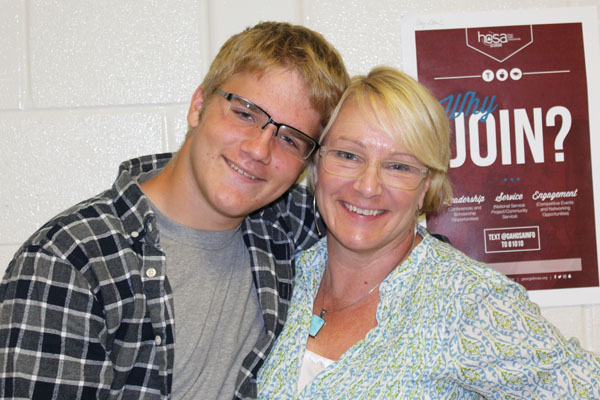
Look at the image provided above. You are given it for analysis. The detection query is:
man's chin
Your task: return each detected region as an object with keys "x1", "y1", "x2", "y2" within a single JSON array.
[
  {"x1": 213, "y1": 182, "x2": 290, "y2": 211},
  {"x1": 215, "y1": 196, "x2": 262, "y2": 218}
]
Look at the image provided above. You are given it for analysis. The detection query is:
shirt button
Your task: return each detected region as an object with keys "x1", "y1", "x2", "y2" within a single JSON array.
[
  {"x1": 146, "y1": 268, "x2": 157, "y2": 278},
  {"x1": 155, "y1": 335, "x2": 162, "y2": 346},
  {"x1": 131, "y1": 231, "x2": 139, "y2": 238}
]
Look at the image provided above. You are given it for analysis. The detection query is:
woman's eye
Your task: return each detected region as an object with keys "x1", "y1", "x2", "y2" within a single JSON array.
[
  {"x1": 334, "y1": 151, "x2": 359, "y2": 161},
  {"x1": 387, "y1": 162, "x2": 413, "y2": 173}
]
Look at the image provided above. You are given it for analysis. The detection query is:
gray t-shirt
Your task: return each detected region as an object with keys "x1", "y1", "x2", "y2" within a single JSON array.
[{"x1": 152, "y1": 206, "x2": 264, "y2": 399}]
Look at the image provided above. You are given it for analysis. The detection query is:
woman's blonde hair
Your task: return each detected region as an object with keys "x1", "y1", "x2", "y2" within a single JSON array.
[
  {"x1": 201, "y1": 21, "x2": 349, "y2": 128},
  {"x1": 311, "y1": 66, "x2": 452, "y2": 215}
]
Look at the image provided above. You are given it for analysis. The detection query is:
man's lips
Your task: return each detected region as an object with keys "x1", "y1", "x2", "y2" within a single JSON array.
[{"x1": 226, "y1": 158, "x2": 259, "y2": 180}]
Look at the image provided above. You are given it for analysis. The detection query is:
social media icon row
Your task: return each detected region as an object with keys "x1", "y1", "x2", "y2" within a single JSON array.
[{"x1": 482, "y1": 68, "x2": 522, "y2": 82}]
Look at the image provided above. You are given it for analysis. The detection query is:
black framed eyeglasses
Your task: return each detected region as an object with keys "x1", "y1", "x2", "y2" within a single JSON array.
[{"x1": 216, "y1": 89, "x2": 319, "y2": 160}]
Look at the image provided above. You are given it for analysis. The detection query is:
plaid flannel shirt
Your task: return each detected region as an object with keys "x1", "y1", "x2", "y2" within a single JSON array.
[{"x1": 0, "y1": 153, "x2": 320, "y2": 399}]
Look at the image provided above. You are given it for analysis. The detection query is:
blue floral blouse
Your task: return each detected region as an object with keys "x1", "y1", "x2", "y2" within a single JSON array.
[{"x1": 257, "y1": 227, "x2": 600, "y2": 399}]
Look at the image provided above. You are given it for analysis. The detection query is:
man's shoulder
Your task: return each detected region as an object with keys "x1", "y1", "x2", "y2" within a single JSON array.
[
  {"x1": 10, "y1": 153, "x2": 163, "y2": 266},
  {"x1": 244, "y1": 185, "x2": 312, "y2": 229},
  {"x1": 118, "y1": 153, "x2": 173, "y2": 177},
  {"x1": 286, "y1": 184, "x2": 312, "y2": 201},
  {"x1": 287, "y1": 184, "x2": 312, "y2": 204},
  {"x1": 16, "y1": 189, "x2": 124, "y2": 258},
  {"x1": 256, "y1": 184, "x2": 312, "y2": 217},
  {"x1": 3, "y1": 185, "x2": 154, "y2": 303},
  {"x1": 242, "y1": 184, "x2": 319, "y2": 255}
]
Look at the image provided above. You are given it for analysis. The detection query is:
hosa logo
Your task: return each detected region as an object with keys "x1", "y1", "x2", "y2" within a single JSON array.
[
  {"x1": 466, "y1": 25, "x2": 533, "y2": 62},
  {"x1": 477, "y1": 31, "x2": 510, "y2": 47}
]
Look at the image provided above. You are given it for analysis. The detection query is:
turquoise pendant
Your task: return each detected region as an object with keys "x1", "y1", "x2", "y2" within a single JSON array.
[{"x1": 309, "y1": 314, "x2": 326, "y2": 338}]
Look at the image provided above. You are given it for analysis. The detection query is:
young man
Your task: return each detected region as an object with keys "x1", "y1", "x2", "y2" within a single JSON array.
[{"x1": 0, "y1": 22, "x2": 349, "y2": 399}]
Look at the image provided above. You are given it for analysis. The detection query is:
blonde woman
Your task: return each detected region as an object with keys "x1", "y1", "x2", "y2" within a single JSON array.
[{"x1": 258, "y1": 66, "x2": 600, "y2": 399}]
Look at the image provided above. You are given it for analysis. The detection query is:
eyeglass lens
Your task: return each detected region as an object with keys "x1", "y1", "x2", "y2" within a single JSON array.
[
  {"x1": 322, "y1": 148, "x2": 426, "y2": 190},
  {"x1": 223, "y1": 91, "x2": 316, "y2": 160}
]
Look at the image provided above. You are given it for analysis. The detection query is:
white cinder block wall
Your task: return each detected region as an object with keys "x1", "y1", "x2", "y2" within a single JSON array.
[{"x1": 1, "y1": 0, "x2": 599, "y2": 354}]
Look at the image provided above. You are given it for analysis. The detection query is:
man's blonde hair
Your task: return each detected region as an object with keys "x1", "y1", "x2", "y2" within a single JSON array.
[{"x1": 200, "y1": 21, "x2": 349, "y2": 128}]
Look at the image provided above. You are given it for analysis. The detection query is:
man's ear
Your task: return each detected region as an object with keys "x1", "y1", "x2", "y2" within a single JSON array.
[{"x1": 187, "y1": 86, "x2": 204, "y2": 128}]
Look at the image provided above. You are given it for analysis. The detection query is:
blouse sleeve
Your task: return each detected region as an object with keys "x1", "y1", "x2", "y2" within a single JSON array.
[{"x1": 447, "y1": 279, "x2": 600, "y2": 399}]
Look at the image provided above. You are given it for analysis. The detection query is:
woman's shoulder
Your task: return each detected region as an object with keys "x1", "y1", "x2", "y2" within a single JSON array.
[
  {"x1": 294, "y1": 237, "x2": 328, "y2": 279},
  {"x1": 296, "y1": 237, "x2": 327, "y2": 261},
  {"x1": 420, "y1": 229, "x2": 524, "y2": 298}
]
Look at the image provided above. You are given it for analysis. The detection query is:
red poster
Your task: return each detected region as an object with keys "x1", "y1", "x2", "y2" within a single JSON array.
[{"x1": 401, "y1": 9, "x2": 600, "y2": 301}]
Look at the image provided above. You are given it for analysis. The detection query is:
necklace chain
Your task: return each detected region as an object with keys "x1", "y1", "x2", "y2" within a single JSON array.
[
  {"x1": 319, "y1": 276, "x2": 380, "y2": 318},
  {"x1": 318, "y1": 225, "x2": 418, "y2": 319}
]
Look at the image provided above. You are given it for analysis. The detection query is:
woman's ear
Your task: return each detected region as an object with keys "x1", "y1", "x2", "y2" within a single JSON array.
[
  {"x1": 418, "y1": 176, "x2": 431, "y2": 210},
  {"x1": 187, "y1": 86, "x2": 204, "y2": 128}
]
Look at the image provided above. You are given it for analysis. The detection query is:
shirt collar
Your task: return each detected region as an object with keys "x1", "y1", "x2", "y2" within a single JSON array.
[{"x1": 112, "y1": 153, "x2": 173, "y2": 245}]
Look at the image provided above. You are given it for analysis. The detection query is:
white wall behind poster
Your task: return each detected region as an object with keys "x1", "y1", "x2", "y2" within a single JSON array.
[{"x1": 1, "y1": 0, "x2": 599, "y2": 354}]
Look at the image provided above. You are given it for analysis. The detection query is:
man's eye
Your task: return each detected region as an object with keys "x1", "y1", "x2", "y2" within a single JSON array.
[
  {"x1": 232, "y1": 109, "x2": 256, "y2": 123},
  {"x1": 229, "y1": 99, "x2": 261, "y2": 125},
  {"x1": 278, "y1": 134, "x2": 300, "y2": 149}
]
